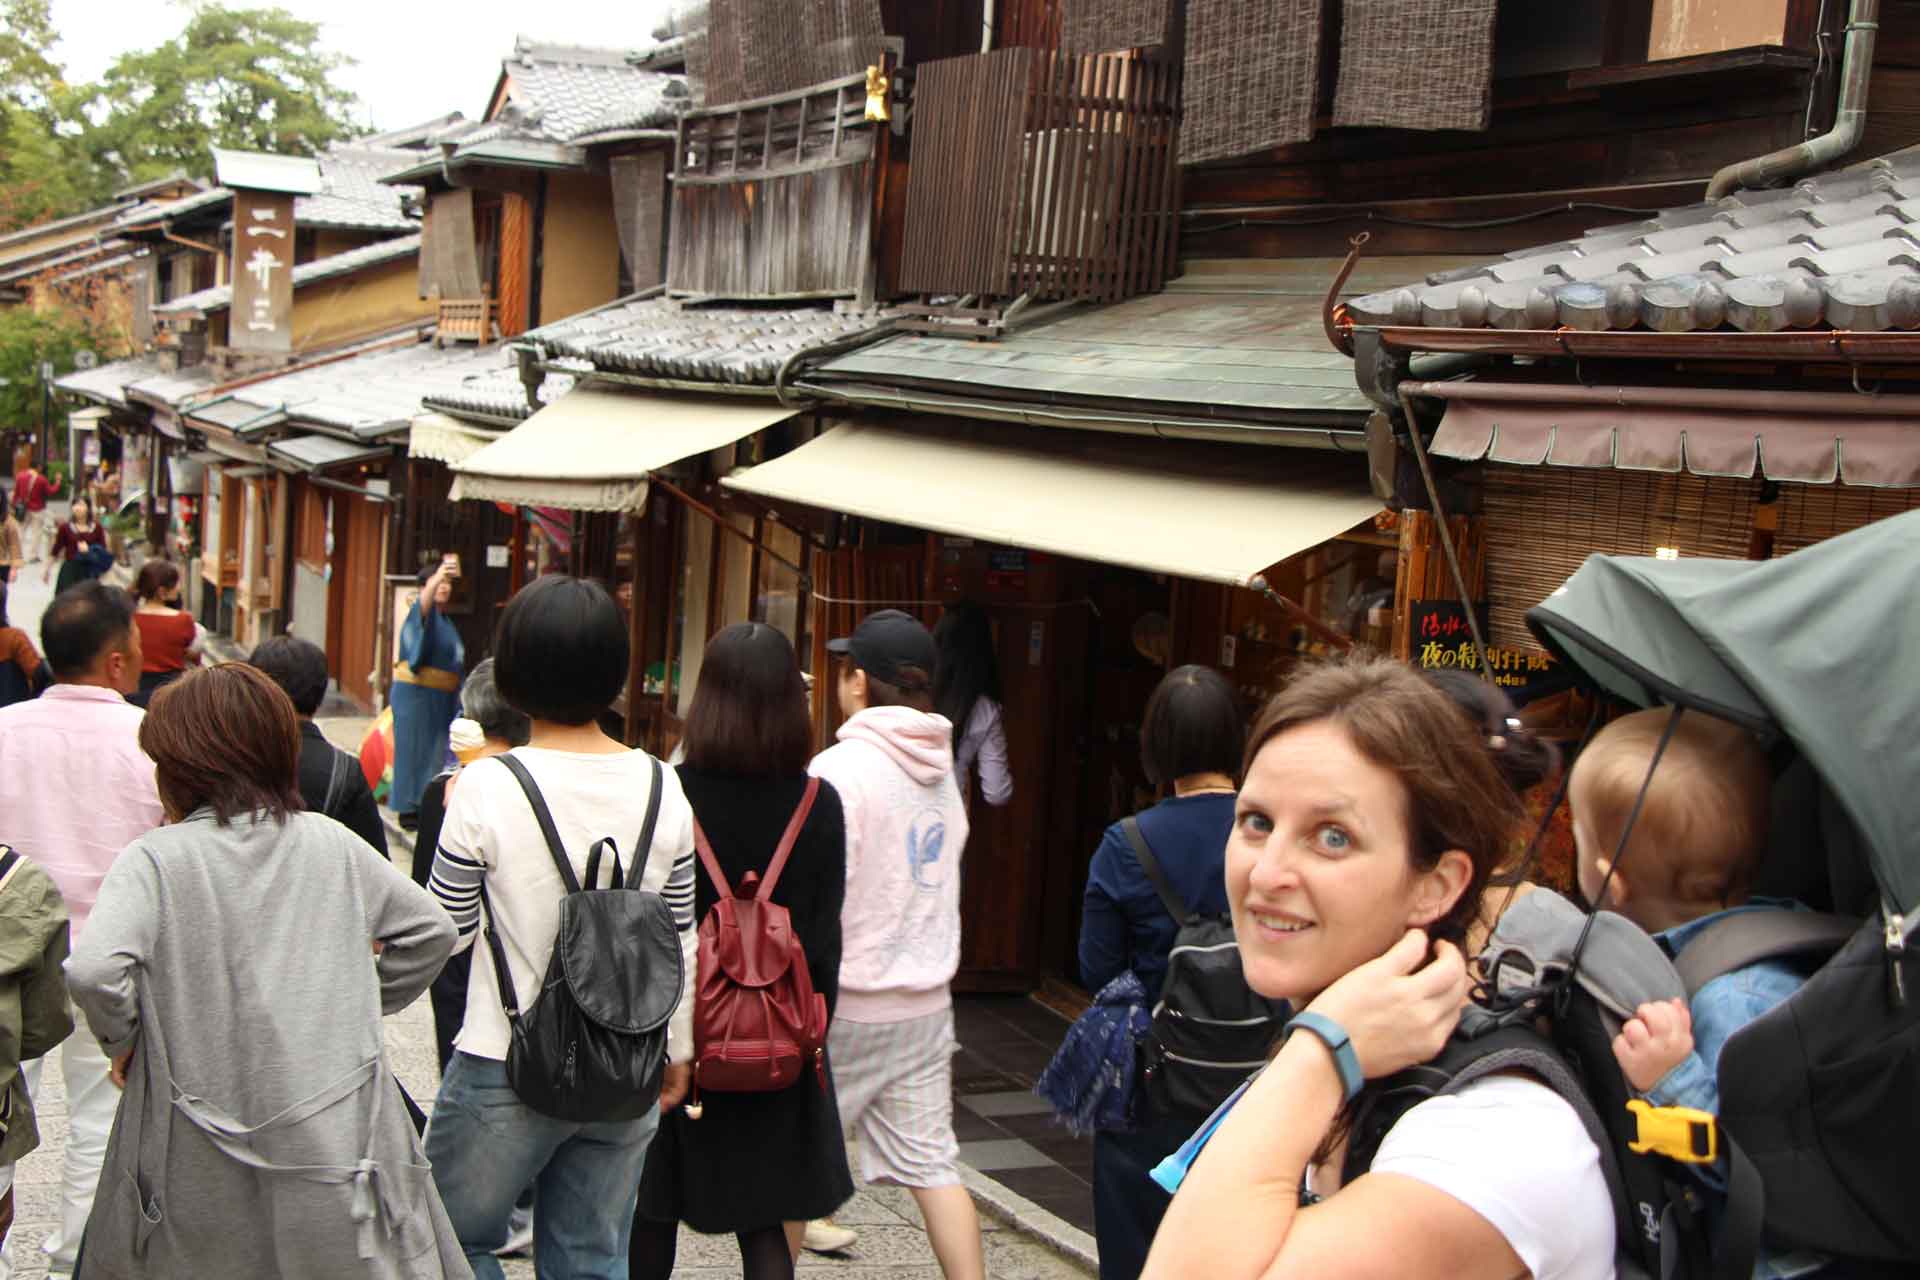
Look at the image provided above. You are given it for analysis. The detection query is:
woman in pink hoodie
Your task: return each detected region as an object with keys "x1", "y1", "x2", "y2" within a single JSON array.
[{"x1": 809, "y1": 609, "x2": 984, "y2": 1280}]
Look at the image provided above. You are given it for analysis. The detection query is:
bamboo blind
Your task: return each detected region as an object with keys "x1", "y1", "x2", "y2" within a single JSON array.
[
  {"x1": 1478, "y1": 467, "x2": 1759, "y2": 653},
  {"x1": 1773, "y1": 484, "x2": 1920, "y2": 556}
]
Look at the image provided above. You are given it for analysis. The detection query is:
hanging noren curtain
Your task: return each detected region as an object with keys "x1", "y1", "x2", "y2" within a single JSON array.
[{"x1": 1060, "y1": 0, "x2": 1174, "y2": 54}]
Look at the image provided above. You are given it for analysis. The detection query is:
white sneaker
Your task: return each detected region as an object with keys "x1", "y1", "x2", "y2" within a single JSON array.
[
  {"x1": 494, "y1": 1210, "x2": 534, "y2": 1257},
  {"x1": 802, "y1": 1218, "x2": 858, "y2": 1254}
]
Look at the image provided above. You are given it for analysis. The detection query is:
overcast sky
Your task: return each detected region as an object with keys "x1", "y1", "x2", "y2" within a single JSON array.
[{"x1": 50, "y1": 0, "x2": 677, "y2": 133}]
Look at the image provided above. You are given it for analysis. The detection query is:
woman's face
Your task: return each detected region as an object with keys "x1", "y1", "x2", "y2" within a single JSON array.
[
  {"x1": 431, "y1": 577, "x2": 452, "y2": 606},
  {"x1": 72, "y1": 499, "x2": 91, "y2": 524},
  {"x1": 1227, "y1": 719, "x2": 1467, "y2": 1004}
]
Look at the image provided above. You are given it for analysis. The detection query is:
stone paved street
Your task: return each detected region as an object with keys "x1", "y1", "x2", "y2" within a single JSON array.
[{"x1": 0, "y1": 699, "x2": 1091, "y2": 1279}]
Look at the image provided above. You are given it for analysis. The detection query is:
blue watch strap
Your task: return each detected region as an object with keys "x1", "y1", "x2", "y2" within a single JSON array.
[{"x1": 1285, "y1": 1011, "x2": 1365, "y2": 1102}]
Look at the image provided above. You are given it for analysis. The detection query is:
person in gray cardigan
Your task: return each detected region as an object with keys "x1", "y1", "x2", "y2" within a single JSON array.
[{"x1": 66, "y1": 664, "x2": 467, "y2": 1280}]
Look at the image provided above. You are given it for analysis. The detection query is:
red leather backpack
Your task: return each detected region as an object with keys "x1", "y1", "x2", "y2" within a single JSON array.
[{"x1": 688, "y1": 778, "x2": 830, "y2": 1110}]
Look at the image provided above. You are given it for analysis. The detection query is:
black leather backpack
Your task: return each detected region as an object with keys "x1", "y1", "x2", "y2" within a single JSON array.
[{"x1": 478, "y1": 753, "x2": 684, "y2": 1122}]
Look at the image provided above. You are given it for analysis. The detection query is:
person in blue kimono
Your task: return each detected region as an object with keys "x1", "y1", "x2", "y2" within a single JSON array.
[{"x1": 392, "y1": 555, "x2": 464, "y2": 829}]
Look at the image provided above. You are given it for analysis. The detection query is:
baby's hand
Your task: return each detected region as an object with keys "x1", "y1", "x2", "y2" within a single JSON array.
[{"x1": 1612, "y1": 998, "x2": 1693, "y2": 1093}]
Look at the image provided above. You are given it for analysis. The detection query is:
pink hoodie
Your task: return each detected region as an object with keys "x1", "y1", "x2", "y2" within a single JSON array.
[{"x1": 810, "y1": 705, "x2": 970, "y2": 1023}]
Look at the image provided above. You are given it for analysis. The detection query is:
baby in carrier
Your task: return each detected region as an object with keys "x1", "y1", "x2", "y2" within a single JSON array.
[{"x1": 1569, "y1": 708, "x2": 1823, "y2": 1277}]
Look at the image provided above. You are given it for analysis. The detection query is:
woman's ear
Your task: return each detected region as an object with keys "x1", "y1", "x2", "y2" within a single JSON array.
[{"x1": 1408, "y1": 848, "x2": 1476, "y2": 928}]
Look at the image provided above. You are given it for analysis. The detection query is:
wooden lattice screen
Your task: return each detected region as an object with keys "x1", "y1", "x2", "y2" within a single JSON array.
[
  {"x1": 1773, "y1": 483, "x2": 1920, "y2": 556},
  {"x1": 899, "y1": 46, "x2": 1181, "y2": 304},
  {"x1": 668, "y1": 72, "x2": 877, "y2": 299},
  {"x1": 1478, "y1": 466, "x2": 1760, "y2": 653}
]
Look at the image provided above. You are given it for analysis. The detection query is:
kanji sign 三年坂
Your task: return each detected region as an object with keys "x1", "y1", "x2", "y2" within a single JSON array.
[{"x1": 229, "y1": 189, "x2": 295, "y2": 352}]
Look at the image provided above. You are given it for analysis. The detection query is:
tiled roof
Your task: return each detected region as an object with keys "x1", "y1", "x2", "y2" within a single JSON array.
[
  {"x1": 300, "y1": 148, "x2": 422, "y2": 230},
  {"x1": 421, "y1": 363, "x2": 574, "y2": 423},
  {"x1": 205, "y1": 339, "x2": 564, "y2": 438},
  {"x1": 815, "y1": 261, "x2": 1441, "y2": 423},
  {"x1": 118, "y1": 146, "x2": 421, "y2": 233},
  {"x1": 55, "y1": 354, "x2": 170, "y2": 408},
  {"x1": 1350, "y1": 150, "x2": 1920, "y2": 334},
  {"x1": 153, "y1": 233, "x2": 420, "y2": 316},
  {"x1": 505, "y1": 37, "x2": 686, "y2": 141},
  {"x1": 125, "y1": 364, "x2": 218, "y2": 410},
  {"x1": 524, "y1": 297, "x2": 896, "y2": 385}
]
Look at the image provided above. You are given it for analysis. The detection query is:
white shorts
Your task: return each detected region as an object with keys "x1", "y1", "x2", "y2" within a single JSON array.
[{"x1": 829, "y1": 1007, "x2": 961, "y2": 1189}]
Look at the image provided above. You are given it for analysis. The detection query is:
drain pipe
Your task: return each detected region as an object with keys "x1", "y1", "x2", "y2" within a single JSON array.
[{"x1": 1706, "y1": 0, "x2": 1879, "y2": 199}]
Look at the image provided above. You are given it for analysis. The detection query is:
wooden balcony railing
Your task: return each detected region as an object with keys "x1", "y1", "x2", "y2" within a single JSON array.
[
  {"x1": 900, "y1": 47, "x2": 1180, "y2": 306},
  {"x1": 668, "y1": 72, "x2": 877, "y2": 300},
  {"x1": 436, "y1": 291, "x2": 499, "y2": 346}
]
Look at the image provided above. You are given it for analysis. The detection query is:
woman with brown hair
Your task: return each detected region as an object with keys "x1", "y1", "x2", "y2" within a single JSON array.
[
  {"x1": 129, "y1": 558, "x2": 202, "y2": 707},
  {"x1": 65, "y1": 663, "x2": 466, "y2": 1280},
  {"x1": 1143, "y1": 655, "x2": 1612, "y2": 1280},
  {"x1": 631, "y1": 621, "x2": 853, "y2": 1280},
  {"x1": 44, "y1": 496, "x2": 111, "y2": 596}
]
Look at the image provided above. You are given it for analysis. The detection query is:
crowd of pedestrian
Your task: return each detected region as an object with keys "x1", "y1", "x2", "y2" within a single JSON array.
[{"x1": 0, "y1": 456, "x2": 1851, "y2": 1280}]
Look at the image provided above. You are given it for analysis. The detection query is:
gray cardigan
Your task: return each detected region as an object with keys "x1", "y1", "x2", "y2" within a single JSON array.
[{"x1": 67, "y1": 810, "x2": 468, "y2": 1279}]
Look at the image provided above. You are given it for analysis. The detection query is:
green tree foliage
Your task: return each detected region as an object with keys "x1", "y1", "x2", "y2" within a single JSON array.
[
  {"x1": 0, "y1": 304, "x2": 98, "y2": 435},
  {"x1": 0, "y1": 0, "x2": 111, "y2": 231},
  {"x1": 79, "y1": 3, "x2": 364, "y2": 182},
  {"x1": 0, "y1": 2, "x2": 364, "y2": 232}
]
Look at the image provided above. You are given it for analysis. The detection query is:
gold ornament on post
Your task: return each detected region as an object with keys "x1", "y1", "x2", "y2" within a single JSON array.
[{"x1": 864, "y1": 65, "x2": 891, "y2": 123}]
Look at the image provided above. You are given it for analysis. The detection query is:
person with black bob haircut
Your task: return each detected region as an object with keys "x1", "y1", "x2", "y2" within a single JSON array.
[
  {"x1": 248, "y1": 635, "x2": 388, "y2": 856},
  {"x1": 1078, "y1": 663, "x2": 1245, "y2": 1280},
  {"x1": 933, "y1": 602, "x2": 1012, "y2": 808},
  {"x1": 425, "y1": 574, "x2": 699, "y2": 1276},
  {"x1": 491, "y1": 572, "x2": 631, "y2": 725},
  {"x1": 633, "y1": 622, "x2": 853, "y2": 1280}
]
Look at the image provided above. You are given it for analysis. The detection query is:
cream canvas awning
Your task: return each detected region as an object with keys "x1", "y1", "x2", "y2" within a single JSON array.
[
  {"x1": 723, "y1": 421, "x2": 1384, "y2": 587},
  {"x1": 449, "y1": 387, "x2": 799, "y2": 512},
  {"x1": 409, "y1": 412, "x2": 507, "y2": 467}
]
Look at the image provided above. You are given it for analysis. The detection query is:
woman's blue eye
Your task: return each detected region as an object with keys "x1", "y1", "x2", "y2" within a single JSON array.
[
  {"x1": 1316, "y1": 824, "x2": 1352, "y2": 852},
  {"x1": 1237, "y1": 811, "x2": 1272, "y2": 837}
]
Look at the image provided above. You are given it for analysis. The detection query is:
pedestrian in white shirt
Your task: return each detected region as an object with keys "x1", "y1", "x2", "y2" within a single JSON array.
[{"x1": 0, "y1": 581, "x2": 163, "y2": 1280}]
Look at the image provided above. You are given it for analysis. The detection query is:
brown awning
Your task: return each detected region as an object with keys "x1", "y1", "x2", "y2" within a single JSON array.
[{"x1": 1418, "y1": 381, "x2": 1920, "y2": 488}]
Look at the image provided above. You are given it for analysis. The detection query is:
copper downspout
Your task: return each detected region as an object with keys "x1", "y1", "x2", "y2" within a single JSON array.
[
  {"x1": 1396, "y1": 380, "x2": 1920, "y2": 414},
  {"x1": 1706, "y1": 0, "x2": 1880, "y2": 200},
  {"x1": 1396, "y1": 384, "x2": 1493, "y2": 683}
]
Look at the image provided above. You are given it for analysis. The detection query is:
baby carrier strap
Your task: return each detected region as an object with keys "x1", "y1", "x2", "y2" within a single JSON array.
[
  {"x1": 1121, "y1": 816, "x2": 1194, "y2": 928},
  {"x1": 1671, "y1": 910, "x2": 1858, "y2": 997}
]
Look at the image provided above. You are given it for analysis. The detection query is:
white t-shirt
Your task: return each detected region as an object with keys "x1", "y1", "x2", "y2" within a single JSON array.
[
  {"x1": 1370, "y1": 1075, "x2": 1616, "y2": 1280},
  {"x1": 435, "y1": 747, "x2": 698, "y2": 1063}
]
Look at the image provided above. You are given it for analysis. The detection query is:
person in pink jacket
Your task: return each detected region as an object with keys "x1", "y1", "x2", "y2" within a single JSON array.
[{"x1": 809, "y1": 609, "x2": 983, "y2": 1280}]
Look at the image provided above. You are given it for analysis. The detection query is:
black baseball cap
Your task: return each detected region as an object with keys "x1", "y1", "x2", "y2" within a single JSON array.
[{"x1": 827, "y1": 609, "x2": 938, "y2": 690}]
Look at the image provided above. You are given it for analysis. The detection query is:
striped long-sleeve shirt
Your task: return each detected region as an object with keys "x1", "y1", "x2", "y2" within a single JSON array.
[{"x1": 430, "y1": 747, "x2": 699, "y2": 1063}]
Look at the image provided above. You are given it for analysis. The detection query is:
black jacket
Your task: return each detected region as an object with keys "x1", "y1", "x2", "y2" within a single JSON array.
[
  {"x1": 636, "y1": 768, "x2": 853, "y2": 1232},
  {"x1": 296, "y1": 721, "x2": 388, "y2": 856}
]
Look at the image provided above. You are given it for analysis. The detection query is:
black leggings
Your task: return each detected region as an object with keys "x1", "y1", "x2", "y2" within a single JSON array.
[{"x1": 629, "y1": 1219, "x2": 792, "y2": 1280}]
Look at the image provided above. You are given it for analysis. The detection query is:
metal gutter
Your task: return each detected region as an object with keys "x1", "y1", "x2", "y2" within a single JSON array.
[
  {"x1": 1398, "y1": 379, "x2": 1920, "y2": 416},
  {"x1": 795, "y1": 379, "x2": 1368, "y2": 451},
  {"x1": 1366, "y1": 324, "x2": 1920, "y2": 364},
  {"x1": 1707, "y1": 0, "x2": 1879, "y2": 199},
  {"x1": 527, "y1": 366, "x2": 795, "y2": 399}
]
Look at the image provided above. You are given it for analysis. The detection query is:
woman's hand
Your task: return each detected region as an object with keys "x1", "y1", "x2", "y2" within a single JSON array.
[
  {"x1": 659, "y1": 1060, "x2": 691, "y2": 1112},
  {"x1": 110, "y1": 1046, "x2": 134, "y2": 1089},
  {"x1": 1304, "y1": 929, "x2": 1469, "y2": 1080}
]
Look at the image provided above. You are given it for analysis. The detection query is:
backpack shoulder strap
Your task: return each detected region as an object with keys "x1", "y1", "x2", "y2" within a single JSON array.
[
  {"x1": 1673, "y1": 910, "x2": 1858, "y2": 997},
  {"x1": 1121, "y1": 816, "x2": 1192, "y2": 928},
  {"x1": 496, "y1": 753, "x2": 581, "y2": 894},
  {"x1": 691, "y1": 818, "x2": 732, "y2": 899},
  {"x1": 629, "y1": 756, "x2": 665, "y2": 886},
  {"x1": 475, "y1": 880, "x2": 521, "y2": 1019},
  {"x1": 0, "y1": 846, "x2": 21, "y2": 891},
  {"x1": 756, "y1": 777, "x2": 820, "y2": 901}
]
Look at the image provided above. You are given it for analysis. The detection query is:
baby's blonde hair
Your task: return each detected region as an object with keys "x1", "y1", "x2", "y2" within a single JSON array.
[{"x1": 1570, "y1": 708, "x2": 1770, "y2": 914}]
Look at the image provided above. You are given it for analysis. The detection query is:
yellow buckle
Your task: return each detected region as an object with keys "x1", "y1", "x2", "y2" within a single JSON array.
[{"x1": 1625, "y1": 1099, "x2": 1718, "y2": 1165}]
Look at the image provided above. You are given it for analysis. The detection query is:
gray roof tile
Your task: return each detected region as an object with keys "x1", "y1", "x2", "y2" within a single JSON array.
[
  {"x1": 525, "y1": 297, "x2": 895, "y2": 385},
  {"x1": 154, "y1": 234, "x2": 419, "y2": 315},
  {"x1": 504, "y1": 38, "x2": 686, "y2": 142},
  {"x1": 1353, "y1": 151, "x2": 1920, "y2": 334}
]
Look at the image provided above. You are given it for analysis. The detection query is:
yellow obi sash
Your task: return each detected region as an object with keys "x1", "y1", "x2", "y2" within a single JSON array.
[{"x1": 393, "y1": 662, "x2": 461, "y2": 693}]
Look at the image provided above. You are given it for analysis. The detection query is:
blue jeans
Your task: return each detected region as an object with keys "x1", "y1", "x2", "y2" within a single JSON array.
[{"x1": 426, "y1": 1052, "x2": 660, "y2": 1280}]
